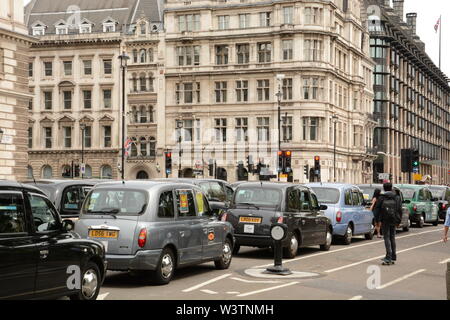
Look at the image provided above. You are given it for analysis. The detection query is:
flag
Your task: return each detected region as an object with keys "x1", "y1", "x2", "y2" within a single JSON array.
[
  {"x1": 124, "y1": 138, "x2": 133, "y2": 157},
  {"x1": 434, "y1": 17, "x2": 441, "y2": 33}
]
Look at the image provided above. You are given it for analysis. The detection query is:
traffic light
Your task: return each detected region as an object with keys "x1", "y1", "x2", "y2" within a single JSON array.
[
  {"x1": 412, "y1": 149, "x2": 420, "y2": 173},
  {"x1": 277, "y1": 151, "x2": 284, "y2": 173},
  {"x1": 304, "y1": 165, "x2": 309, "y2": 178},
  {"x1": 314, "y1": 156, "x2": 320, "y2": 171},
  {"x1": 247, "y1": 155, "x2": 254, "y2": 173},
  {"x1": 285, "y1": 151, "x2": 292, "y2": 173},
  {"x1": 401, "y1": 149, "x2": 412, "y2": 173},
  {"x1": 208, "y1": 159, "x2": 214, "y2": 176},
  {"x1": 165, "y1": 152, "x2": 172, "y2": 176}
]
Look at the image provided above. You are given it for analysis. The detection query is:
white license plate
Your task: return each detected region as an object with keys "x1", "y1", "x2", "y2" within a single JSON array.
[{"x1": 244, "y1": 224, "x2": 255, "y2": 234}]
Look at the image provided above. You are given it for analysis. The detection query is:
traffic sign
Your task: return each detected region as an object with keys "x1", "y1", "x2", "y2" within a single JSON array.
[{"x1": 378, "y1": 173, "x2": 390, "y2": 180}]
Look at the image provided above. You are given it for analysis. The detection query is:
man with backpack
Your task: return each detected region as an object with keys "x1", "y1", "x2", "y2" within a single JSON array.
[{"x1": 373, "y1": 182, "x2": 403, "y2": 265}]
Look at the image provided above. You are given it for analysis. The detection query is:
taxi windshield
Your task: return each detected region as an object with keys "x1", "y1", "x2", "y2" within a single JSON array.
[
  {"x1": 310, "y1": 188, "x2": 340, "y2": 204},
  {"x1": 83, "y1": 189, "x2": 148, "y2": 215},
  {"x1": 398, "y1": 188, "x2": 415, "y2": 200},
  {"x1": 234, "y1": 187, "x2": 282, "y2": 207}
]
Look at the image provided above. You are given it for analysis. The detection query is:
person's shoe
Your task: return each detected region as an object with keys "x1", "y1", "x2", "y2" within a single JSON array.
[{"x1": 382, "y1": 258, "x2": 393, "y2": 265}]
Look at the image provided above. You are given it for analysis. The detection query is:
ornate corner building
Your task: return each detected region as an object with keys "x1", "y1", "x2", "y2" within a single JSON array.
[
  {"x1": 24, "y1": 0, "x2": 164, "y2": 180},
  {"x1": 366, "y1": 0, "x2": 450, "y2": 184},
  {"x1": 0, "y1": 0, "x2": 34, "y2": 181}
]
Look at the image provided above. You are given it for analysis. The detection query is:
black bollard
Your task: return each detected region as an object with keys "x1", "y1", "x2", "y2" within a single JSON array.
[
  {"x1": 447, "y1": 262, "x2": 450, "y2": 300},
  {"x1": 265, "y1": 223, "x2": 292, "y2": 275}
]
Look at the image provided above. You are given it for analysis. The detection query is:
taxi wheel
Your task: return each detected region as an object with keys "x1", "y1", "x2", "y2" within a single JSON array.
[
  {"x1": 403, "y1": 219, "x2": 410, "y2": 232},
  {"x1": 343, "y1": 225, "x2": 353, "y2": 245},
  {"x1": 365, "y1": 223, "x2": 375, "y2": 240},
  {"x1": 69, "y1": 262, "x2": 101, "y2": 301},
  {"x1": 153, "y1": 248, "x2": 175, "y2": 285},
  {"x1": 214, "y1": 238, "x2": 233, "y2": 270},
  {"x1": 416, "y1": 215, "x2": 425, "y2": 228},
  {"x1": 283, "y1": 233, "x2": 298, "y2": 259},
  {"x1": 320, "y1": 229, "x2": 332, "y2": 251},
  {"x1": 432, "y1": 216, "x2": 439, "y2": 226}
]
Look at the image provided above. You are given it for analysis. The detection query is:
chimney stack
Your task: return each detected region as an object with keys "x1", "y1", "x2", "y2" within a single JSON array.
[
  {"x1": 406, "y1": 13, "x2": 417, "y2": 34},
  {"x1": 393, "y1": 0, "x2": 404, "y2": 20}
]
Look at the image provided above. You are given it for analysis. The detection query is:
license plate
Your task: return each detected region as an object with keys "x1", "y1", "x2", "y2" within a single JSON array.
[
  {"x1": 244, "y1": 224, "x2": 255, "y2": 234},
  {"x1": 89, "y1": 229, "x2": 119, "y2": 239},
  {"x1": 239, "y1": 216, "x2": 262, "y2": 224}
]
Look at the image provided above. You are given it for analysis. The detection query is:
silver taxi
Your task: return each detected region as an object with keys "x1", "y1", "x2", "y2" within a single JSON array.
[{"x1": 74, "y1": 180, "x2": 234, "y2": 285}]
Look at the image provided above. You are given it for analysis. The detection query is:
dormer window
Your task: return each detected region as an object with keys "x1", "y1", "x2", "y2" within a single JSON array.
[
  {"x1": 32, "y1": 23, "x2": 46, "y2": 36},
  {"x1": 55, "y1": 21, "x2": 68, "y2": 35},
  {"x1": 80, "y1": 22, "x2": 92, "y2": 34},
  {"x1": 103, "y1": 19, "x2": 116, "y2": 32}
]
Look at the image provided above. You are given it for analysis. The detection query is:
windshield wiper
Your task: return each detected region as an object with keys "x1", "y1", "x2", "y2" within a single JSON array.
[
  {"x1": 87, "y1": 208, "x2": 120, "y2": 218},
  {"x1": 236, "y1": 202, "x2": 260, "y2": 210}
]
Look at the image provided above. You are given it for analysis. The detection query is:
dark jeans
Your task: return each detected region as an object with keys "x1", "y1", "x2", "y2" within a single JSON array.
[{"x1": 382, "y1": 223, "x2": 397, "y2": 261}]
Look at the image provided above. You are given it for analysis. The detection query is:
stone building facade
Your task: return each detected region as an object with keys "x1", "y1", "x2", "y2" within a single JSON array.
[
  {"x1": 0, "y1": 0, "x2": 34, "y2": 181},
  {"x1": 25, "y1": 0, "x2": 163, "y2": 180},
  {"x1": 163, "y1": 0, "x2": 376, "y2": 183}
]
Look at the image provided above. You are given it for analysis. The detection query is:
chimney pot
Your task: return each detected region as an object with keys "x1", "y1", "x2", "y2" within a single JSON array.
[
  {"x1": 393, "y1": 0, "x2": 405, "y2": 21},
  {"x1": 406, "y1": 12, "x2": 417, "y2": 35}
]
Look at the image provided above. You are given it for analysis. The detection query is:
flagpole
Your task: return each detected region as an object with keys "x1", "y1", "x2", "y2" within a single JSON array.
[{"x1": 439, "y1": 15, "x2": 442, "y2": 69}]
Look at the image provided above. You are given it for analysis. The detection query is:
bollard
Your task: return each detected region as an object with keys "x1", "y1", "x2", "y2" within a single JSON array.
[
  {"x1": 447, "y1": 262, "x2": 450, "y2": 300},
  {"x1": 265, "y1": 223, "x2": 292, "y2": 276}
]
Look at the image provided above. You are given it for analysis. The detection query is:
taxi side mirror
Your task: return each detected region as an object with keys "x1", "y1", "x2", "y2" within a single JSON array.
[
  {"x1": 403, "y1": 200, "x2": 411, "y2": 204},
  {"x1": 62, "y1": 219, "x2": 75, "y2": 232},
  {"x1": 319, "y1": 205, "x2": 328, "y2": 211}
]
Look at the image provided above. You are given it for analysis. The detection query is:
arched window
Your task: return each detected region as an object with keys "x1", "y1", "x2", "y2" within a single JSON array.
[
  {"x1": 148, "y1": 75, "x2": 154, "y2": 92},
  {"x1": 149, "y1": 106, "x2": 154, "y2": 123},
  {"x1": 62, "y1": 165, "x2": 71, "y2": 178},
  {"x1": 140, "y1": 137, "x2": 147, "y2": 156},
  {"x1": 132, "y1": 73, "x2": 138, "y2": 92},
  {"x1": 149, "y1": 136, "x2": 156, "y2": 157},
  {"x1": 148, "y1": 48, "x2": 154, "y2": 62},
  {"x1": 131, "y1": 142, "x2": 138, "y2": 157},
  {"x1": 139, "y1": 49, "x2": 147, "y2": 63},
  {"x1": 133, "y1": 49, "x2": 138, "y2": 63},
  {"x1": 132, "y1": 106, "x2": 138, "y2": 123},
  {"x1": 84, "y1": 165, "x2": 92, "y2": 178},
  {"x1": 27, "y1": 166, "x2": 34, "y2": 179},
  {"x1": 140, "y1": 106, "x2": 147, "y2": 123},
  {"x1": 136, "y1": 171, "x2": 149, "y2": 179},
  {"x1": 140, "y1": 74, "x2": 146, "y2": 91},
  {"x1": 101, "y1": 165, "x2": 112, "y2": 179},
  {"x1": 42, "y1": 165, "x2": 52, "y2": 179}
]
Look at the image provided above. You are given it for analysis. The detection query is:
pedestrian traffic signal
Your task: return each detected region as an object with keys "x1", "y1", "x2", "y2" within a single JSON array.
[
  {"x1": 278, "y1": 151, "x2": 284, "y2": 173},
  {"x1": 165, "y1": 152, "x2": 172, "y2": 176}
]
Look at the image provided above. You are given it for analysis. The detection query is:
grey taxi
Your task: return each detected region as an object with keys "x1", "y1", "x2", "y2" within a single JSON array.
[{"x1": 74, "y1": 180, "x2": 234, "y2": 285}]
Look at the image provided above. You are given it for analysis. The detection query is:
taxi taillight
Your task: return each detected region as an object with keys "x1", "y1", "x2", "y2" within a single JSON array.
[
  {"x1": 138, "y1": 228, "x2": 147, "y2": 248},
  {"x1": 336, "y1": 211, "x2": 342, "y2": 223},
  {"x1": 413, "y1": 204, "x2": 417, "y2": 212},
  {"x1": 277, "y1": 216, "x2": 284, "y2": 224},
  {"x1": 221, "y1": 213, "x2": 228, "y2": 222}
]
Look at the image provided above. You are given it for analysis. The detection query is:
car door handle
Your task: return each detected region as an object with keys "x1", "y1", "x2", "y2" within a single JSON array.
[
  {"x1": 179, "y1": 231, "x2": 185, "y2": 237},
  {"x1": 40, "y1": 249, "x2": 49, "y2": 259}
]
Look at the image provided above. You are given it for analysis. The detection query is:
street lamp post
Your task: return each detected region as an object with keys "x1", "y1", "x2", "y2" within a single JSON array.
[
  {"x1": 80, "y1": 123, "x2": 85, "y2": 179},
  {"x1": 118, "y1": 52, "x2": 130, "y2": 180},
  {"x1": 331, "y1": 114, "x2": 338, "y2": 182},
  {"x1": 176, "y1": 120, "x2": 184, "y2": 178},
  {"x1": 276, "y1": 74, "x2": 285, "y2": 182}
]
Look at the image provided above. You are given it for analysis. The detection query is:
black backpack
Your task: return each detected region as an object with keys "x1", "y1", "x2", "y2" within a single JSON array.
[{"x1": 381, "y1": 194, "x2": 400, "y2": 224}]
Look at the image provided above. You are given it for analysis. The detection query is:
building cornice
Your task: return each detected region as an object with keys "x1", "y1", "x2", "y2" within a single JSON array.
[
  {"x1": 0, "y1": 26, "x2": 36, "y2": 44},
  {"x1": 0, "y1": 88, "x2": 34, "y2": 100}
]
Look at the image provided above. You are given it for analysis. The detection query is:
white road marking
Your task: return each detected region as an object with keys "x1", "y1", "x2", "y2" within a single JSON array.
[
  {"x1": 376, "y1": 269, "x2": 426, "y2": 290},
  {"x1": 349, "y1": 295, "x2": 363, "y2": 300},
  {"x1": 325, "y1": 240, "x2": 442, "y2": 273},
  {"x1": 200, "y1": 289, "x2": 218, "y2": 295},
  {"x1": 237, "y1": 281, "x2": 298, "y2": 297},
  {"x1": 231, "y1": 277, "x2": 281, "y2": 284},
  {"x1": 97, "y1": 292, "x2": 109, "y2": 300},
  {"x1": 252, "y1": 229, "x2": 440, "y2": 268},
  {"x1": 439, "y1": 258, "x2": 450, "y2": 264},
  {"x1": 182, "y1": 273, "x2": 232, "y2": 293},
  {"x1": 227, "y1": 291, "x2": 240, "y2": 295}
]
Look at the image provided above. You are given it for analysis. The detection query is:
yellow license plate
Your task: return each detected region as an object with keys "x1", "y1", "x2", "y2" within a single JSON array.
[
  {"x1": 239, "y1": 217, "x2": 262, "y2": 224},
  {"x1": 89, "y1": 230, "x2": 119, "y2": 239}
]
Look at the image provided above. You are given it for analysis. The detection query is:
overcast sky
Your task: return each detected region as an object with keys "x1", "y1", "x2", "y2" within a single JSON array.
[{"x1": 23, "y1": 0, "x2": 450, "y2": 76}]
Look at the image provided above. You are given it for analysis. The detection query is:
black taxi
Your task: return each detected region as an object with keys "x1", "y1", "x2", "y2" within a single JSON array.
[
  {"x1": 223, "y1": 182, "x2": 332, "y2": 258},
  {"x1": 0, "y1": 181, "x2": 106, "y2": 300}
]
